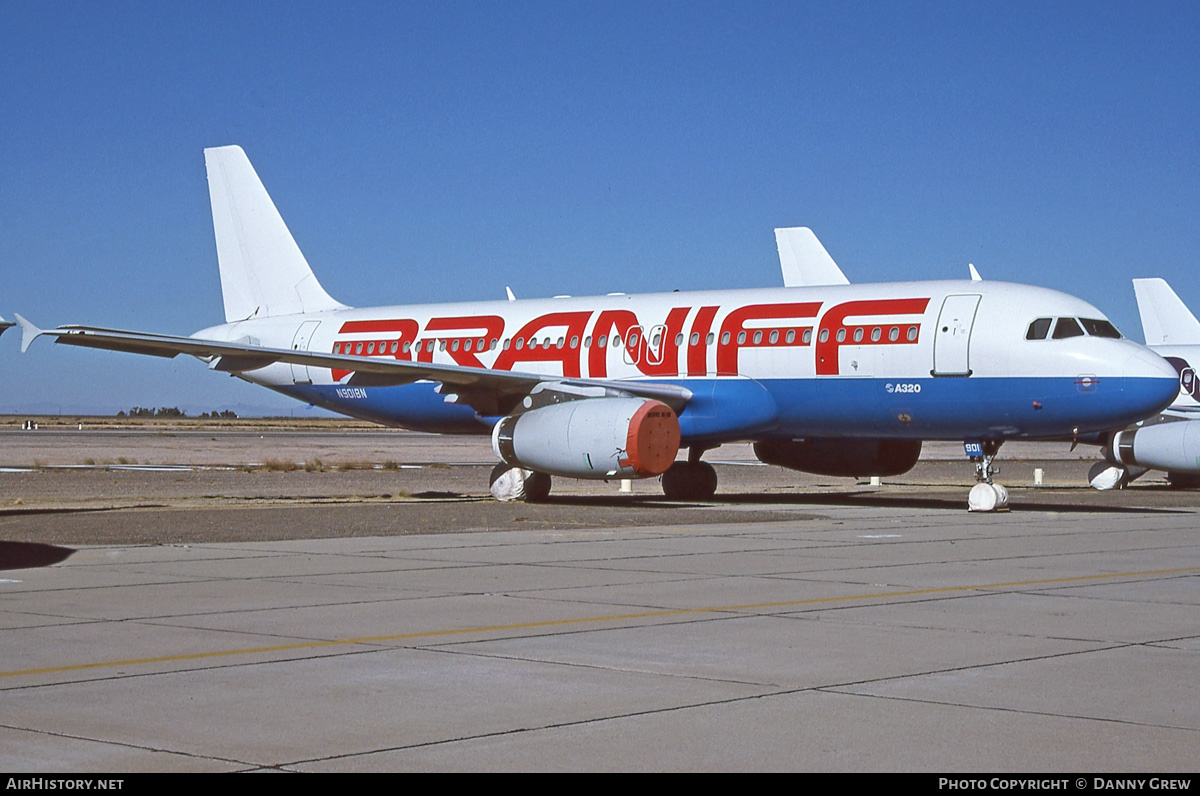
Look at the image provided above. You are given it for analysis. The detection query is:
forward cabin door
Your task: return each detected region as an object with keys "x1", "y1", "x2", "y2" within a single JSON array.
[
  {"x1": 290, "y1": 320, "x2": 322, "y2": 384},
  {"x1": 932, "y1": 295, "x2": 980, "y2": 376}
]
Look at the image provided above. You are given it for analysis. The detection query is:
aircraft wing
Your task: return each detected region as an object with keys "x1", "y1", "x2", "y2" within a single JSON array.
[{"x1": 14, "y1": 316, "x2": 692, "y2": 416}]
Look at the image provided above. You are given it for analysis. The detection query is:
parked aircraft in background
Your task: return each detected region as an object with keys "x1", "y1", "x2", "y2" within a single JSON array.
[
  {"x1": 1089, "y1": 278, "x2": 1200, "y2": 489},
  {"x1": 774, "y1": 227, "x2": 849, "y2": 287},
  {"x1": 15, "y1": 147, "x2": 1180, "y2": 507}
]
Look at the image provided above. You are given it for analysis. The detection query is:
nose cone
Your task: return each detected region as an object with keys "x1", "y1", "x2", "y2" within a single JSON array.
[{"x1": 1123, "y1": 346, "x2": 1182, "y2": 416}]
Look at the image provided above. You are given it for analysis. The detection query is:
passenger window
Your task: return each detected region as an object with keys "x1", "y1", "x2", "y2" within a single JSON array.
[
  {"x1": 690, "y1": 332, "x2": 699, "y2": 346},
  {"x1": 769, "y1": 330, "x2": 779, "y2": 344},
  {"x1": 888, "y1": 327, "x2": 899, "y2": 341},
  {"x1": 1026, "y1": 318, "x2": 1051, "y2": 340},
  {"x1": 871, "y1": 327, "x2": 881, "y2": 342},
  {"x1": 752, "y1": 331, "x2": 762, "y2": 344},
  {"x1": 1052, "y1": 318, "x2": 1084, "y2": 339},
  {"x1": 906, "y1": 326, "x2": 918, "y2": 341},
  {"x1": 721, "y1": 331, "x2": 730, "y2": 345},
  {"x1": 785, "y1": 330, "x2": 795, "y2": 344},
  {"x1": 852, "y1": 328, "x2": 863, "y2": 342},
  {"x1": 706, "y1": 333, "x2": 714, "y2": 345},
  {"x1": 802, "y1": 329, "x2": 812, "y2": 344},
  {"x1": 836, "y1": 329, "x2": 846, "y2": 343}
]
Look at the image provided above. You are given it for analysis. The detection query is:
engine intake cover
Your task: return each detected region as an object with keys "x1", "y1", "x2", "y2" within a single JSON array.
[{"x1": 493, "y1": 398, "x2": 680, "y2": 479}]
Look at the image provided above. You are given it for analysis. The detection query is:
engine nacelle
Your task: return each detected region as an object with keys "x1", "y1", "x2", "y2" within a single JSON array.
[
  {"x1": 1108, "y1": 420, "x2": 1200, "y2": 473},
  {"x1": 753, "y1": 438, "x2": 922, "y2": 478},
  {"x1": 492, "y1": 398, "x2": 680, "y2": 479}
]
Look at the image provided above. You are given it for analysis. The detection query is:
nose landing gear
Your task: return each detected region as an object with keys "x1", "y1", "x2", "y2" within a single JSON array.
[{"x1": 966, "y1": 440, "x2": 1009, "y2": 511}]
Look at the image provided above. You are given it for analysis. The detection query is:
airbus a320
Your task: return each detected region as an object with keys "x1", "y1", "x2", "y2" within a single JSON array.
[{"x1": 15, "y1": 146, "x2": 1179, "y2": 507}]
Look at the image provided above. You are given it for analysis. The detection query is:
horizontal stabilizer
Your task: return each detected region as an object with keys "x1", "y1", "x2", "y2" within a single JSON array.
[
  {"x1": 205, "y1": 146, "x2": 347, "y2": 322},
  {"x1": 1133, "y1": 278, "x2": 1200, "y2": 346},
  {"x1": 775, "y1": 227, "x2": 850, "y2": 287}
]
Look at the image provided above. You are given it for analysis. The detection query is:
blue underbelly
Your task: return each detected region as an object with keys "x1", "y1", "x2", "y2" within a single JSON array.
[{"x1": 277, "y1": 374, "x2": 1172, "y2": 442}]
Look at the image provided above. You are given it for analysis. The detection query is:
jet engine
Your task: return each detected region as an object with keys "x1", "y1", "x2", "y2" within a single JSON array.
[
  {"x1": 1106, "y1": 420, "x2": 1200, "y2": 476},
  {"x1": 753, "y1": 438, "x2": 922, "y2": 478},
  {"x1": 492, "y1": 398, "x2": 680, "y2": 479}
]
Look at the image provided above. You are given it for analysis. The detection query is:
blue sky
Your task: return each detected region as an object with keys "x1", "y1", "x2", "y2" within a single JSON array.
[{"x1": 2, "y1": 1, "x2": 1198, "y2": 414}]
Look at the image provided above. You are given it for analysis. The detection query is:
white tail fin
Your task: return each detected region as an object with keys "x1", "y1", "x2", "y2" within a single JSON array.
[
  {"x1": 774, "y1": 227, "x2": 850, "y2": 287},
  {"x1": 1132, "y1": 278, "x2": 1200, "y2": 346},
  {"x1": 205, "y1": 146, "x2": 347, "y2": 322}
]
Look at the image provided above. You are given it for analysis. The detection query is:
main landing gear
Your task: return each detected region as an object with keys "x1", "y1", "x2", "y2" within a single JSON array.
[
  {"x1": 661, "y1": 447, "x2": 718, "y2": 501},
  {"x1": 966, "y1": 440, "x2": 1008, "y2": 512},
  {"x1": 489, "y1": 463, "x2": 551, "y2": 503}
]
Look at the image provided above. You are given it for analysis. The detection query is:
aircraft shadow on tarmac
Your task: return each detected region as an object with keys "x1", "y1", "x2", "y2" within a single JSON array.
[
  {"x1": 0, "y1": 541, "x2": 75, "y2": 570},
  {"x1": 534, "y1": 491, "x2": 1184, "y2": 514}
]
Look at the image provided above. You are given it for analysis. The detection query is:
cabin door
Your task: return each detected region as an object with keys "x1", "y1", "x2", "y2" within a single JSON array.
[
  {"x1": 932, "y1": 295, "x2": 980, "y2": 376},
  {"x1": 290, "y1": 321, "x2": 322, "y2": 384}
]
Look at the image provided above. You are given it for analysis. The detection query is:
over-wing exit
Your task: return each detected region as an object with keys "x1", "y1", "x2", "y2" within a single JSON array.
[{"x1": 16, "y1": 146, "x2": 1179, "y2": 507}]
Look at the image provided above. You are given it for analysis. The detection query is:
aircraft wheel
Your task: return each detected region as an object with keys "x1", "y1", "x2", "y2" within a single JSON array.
[
  {"x1": 523, "y1": 471, "x2": 552, "y2": 502},
  {"x1": 661, "y1": 461, "x2": 718, "y2": 501},
  {"x1": 489, "y1": 464, "x2": 552, "y2": 502},
  {"x1": 1167, "y1": 472, "x2": 1200, "y2": 489}
]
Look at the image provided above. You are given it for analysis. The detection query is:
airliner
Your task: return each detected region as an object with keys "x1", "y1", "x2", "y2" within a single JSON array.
[
  {"x1": 1089, "y1": 278, "x2": 1200, "y2": 490},
  {"x1": 15, "y1": 146, "x2": 1180, "y2": 507}
]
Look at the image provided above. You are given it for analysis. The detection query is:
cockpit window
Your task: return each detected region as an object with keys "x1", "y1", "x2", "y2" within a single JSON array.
[
  {"x1": 1052, "y1": 317, "x2": 1085, "y2": 339},
  {"x1": 1080, "y1": 318, "x2": 1121, "y2": 338},
  {"x1": 1026, "y1": 318, "x2": 1052, "y2": 340}
]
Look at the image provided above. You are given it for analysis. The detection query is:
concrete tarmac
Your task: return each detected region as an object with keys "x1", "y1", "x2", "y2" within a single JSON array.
[{"x1": 1, "y1": 428, "x2": 1198, "y2": 771}]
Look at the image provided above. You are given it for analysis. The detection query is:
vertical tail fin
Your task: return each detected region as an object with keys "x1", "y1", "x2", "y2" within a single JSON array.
[
  {"x1": 1132, "y1": 278, "x2": 1200, "y2": 346},
  {"x1": 774, "y1": 227, "x2": 850, "y2": 287},
  {"x1": 205, "y1": 146, "x2": 347, "y2": 322}
]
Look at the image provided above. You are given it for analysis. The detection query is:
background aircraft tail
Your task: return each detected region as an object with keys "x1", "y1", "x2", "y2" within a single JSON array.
[
  {"x1": 774, "y1": 227, "x2": 850, "y2": 287},
  {"x1": 205, "y1": 146, "x2": 347, "y2": 322},
  {"x1": 1133, "y1": 278, "x2": 1200, "y2": 345}
]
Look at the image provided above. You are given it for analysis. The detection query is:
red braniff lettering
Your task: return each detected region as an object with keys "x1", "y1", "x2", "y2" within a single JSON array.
[
  {"x1": 715, "y1": 302, "x2": 821, "y2": 376},
  {"x1": 814, "y1": 298, "x2": 929, "y2": 375}
]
